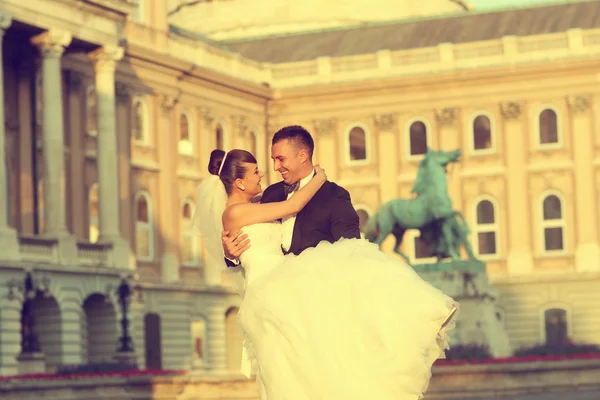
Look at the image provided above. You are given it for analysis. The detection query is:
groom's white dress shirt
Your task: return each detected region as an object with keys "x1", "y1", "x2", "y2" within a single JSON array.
[{"x1": 281, "y1": 169, "x2": 315, "y2": 252}]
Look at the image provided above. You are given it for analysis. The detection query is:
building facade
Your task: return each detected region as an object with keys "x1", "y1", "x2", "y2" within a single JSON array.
[{"x1": 1, "y1": 0, "x2": 600, "y2": 376}]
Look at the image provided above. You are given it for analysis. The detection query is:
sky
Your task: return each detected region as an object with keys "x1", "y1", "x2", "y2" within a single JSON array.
[{"x1": 469, "y1": 0, "x2": 566, "y2": 10}]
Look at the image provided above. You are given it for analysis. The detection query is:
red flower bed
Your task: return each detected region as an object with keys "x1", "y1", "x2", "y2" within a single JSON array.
[
  {"x1": 0, "y1": 369, "x2": 186, "y2": 383},
  {"x1": 434, "y1": 352, "x2": 600, "y2": 366}
]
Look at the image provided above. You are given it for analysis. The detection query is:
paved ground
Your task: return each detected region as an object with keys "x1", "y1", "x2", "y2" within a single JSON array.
[{"x1": 467, "y1": 389, "x2": 600, "y2": 400}]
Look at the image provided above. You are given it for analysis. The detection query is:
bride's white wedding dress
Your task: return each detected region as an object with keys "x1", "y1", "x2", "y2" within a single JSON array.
[{"x1": 237, "y1": 221, "x2": 458, "y2": 400}]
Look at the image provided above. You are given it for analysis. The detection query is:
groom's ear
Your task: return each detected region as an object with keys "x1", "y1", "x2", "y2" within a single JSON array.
[{"x1": 298, "y1": 148, "x2": 309, "y2": 163}]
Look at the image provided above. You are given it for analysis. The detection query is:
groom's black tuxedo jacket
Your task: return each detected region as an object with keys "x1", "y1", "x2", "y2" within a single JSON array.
[{"x1": 225, "y1": 180, "x2": 361, "y2": 267}]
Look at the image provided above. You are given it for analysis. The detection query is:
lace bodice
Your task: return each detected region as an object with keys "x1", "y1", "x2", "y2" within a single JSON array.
[{"x1": 239, "y1": 222, "x2": 286, "y2": 285}]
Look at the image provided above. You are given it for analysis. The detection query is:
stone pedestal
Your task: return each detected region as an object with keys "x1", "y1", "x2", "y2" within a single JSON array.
[
  {"x1": 189, "y1": 358, "x2": 207, "y2": 374},
  {"x1": 113, "y1": 350, "x2": 138, "y2": 366},
  {"x1": 109, "y1": 236, "x2": 132, "y2": 269},
  {"x1": 414, "y1": 259, "x2": 512, "y2": 358},
  {"x1": 0, "y1": 228, "x2": 20, "y2": 261},
  {"x1": 17, "y1": 352, "x2": 46, "y2": 374}
]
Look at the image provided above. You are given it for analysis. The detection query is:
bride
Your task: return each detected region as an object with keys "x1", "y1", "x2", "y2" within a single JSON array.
[{"x1": 194, "y1": 149, "x2": 458, "y2": 400}]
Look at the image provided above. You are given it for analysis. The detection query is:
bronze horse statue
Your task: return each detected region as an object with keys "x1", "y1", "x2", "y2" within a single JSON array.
[{"x1": 364, "y1": 148, "x2": 475, "y2": 263}]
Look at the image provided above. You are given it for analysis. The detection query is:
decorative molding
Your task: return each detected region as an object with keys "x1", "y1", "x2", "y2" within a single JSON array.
[
  {"x1": 373, "y1": 113, "x2": 397, "y2": 131},
  {"x1": 160, "y1": 95, "x2": 178, "y2": 116},
  {"x1": 435, "y1": 108, "x2": 457, "y2": 127},
  {"x1": 232, "y1": 115, "x2": 248, "y2": 137},
  {"x1": 313, "y1": 118, "x2": 337, "y2": 135},
  {"x1": 499, "y1": 102, "x2": 522, "y2": 120},
  {"x1": 200, "y1": 107, "x2": 214, "y2": 129},
  {"x1": 30, "y1": 29, "x2": 72, "y2": 57},
  {"x1": 566, "y1": 95, "x2": 591, "y2": 114}
]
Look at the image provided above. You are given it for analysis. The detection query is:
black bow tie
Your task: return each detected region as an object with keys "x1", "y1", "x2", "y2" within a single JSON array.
[{"x1": 283, "y1": 181, "x2": 300, "y2": 195}]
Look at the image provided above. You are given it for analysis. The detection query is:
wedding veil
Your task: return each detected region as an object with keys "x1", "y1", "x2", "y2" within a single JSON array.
[{"x1": 192, "y1": 174, "x2": 247, "y2": 296}]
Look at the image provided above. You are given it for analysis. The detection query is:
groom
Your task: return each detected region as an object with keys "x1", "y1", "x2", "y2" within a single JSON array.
[{"x1": 222, "y1": 125, "x2": 361, "y2": 266}]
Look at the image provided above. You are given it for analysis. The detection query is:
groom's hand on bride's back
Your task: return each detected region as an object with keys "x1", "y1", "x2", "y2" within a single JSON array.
[{"x1": 222, "y1": 230, "x2": 251, "y2": 260}]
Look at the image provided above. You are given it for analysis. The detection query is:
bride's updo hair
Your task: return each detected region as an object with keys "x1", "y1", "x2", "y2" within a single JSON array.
[
  {"x1": 208, "y1": 149, "x2": 225, "y2": 175},
  {"x1": 218, "y1": 149, "x2": 257, "y2": 195}
]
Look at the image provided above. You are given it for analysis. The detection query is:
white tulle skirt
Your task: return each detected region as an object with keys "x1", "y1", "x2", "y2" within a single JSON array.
[{"x1": 238, "y1": 238, "x2": 458, "y2": 400}]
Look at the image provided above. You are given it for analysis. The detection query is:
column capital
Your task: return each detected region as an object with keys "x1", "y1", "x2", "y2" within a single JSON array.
[
  {"x1": 0, "y1": 13, "x2": 13, "y2": 33},
  {"x1": 89, "y1": 45, "x2": 124, "y2": 73},
  {"x1": 499, "y1": 102, "x2": 523, "y2": 120},
  {"x1": 373, "y1": 113, "x2": 397, "y2": 131},
  {"x1": 313, "y1": 118, "x2": 337, "y2": 135},
  {"x1": 30, "y1": 29, "x2": 72, "y2": 58},
  {"x1": 567, "y1": 94, "x2": 592, "y2": 114},
  {"x1": 435, "y1": 107, "x2": 458, "y2": 127}
]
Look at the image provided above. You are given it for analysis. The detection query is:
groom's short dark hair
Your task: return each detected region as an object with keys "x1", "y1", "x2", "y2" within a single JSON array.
[{"x1": 272, "y1": 125, "x2": 315, "y2": 159}]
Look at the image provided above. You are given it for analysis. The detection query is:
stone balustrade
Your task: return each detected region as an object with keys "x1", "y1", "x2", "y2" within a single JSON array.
[
  {"x1": 1, "y1": 359, "x2": 599, "y2": 399},
  {"x1": 123, "y1": 24, "x2": 600, "y2": 88},
  {"x1": 16, "y1": 235, "x2": 125, "y2": 269}
]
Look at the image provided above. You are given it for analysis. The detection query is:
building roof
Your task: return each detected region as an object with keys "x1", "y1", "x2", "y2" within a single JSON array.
[{"x1": 219, "y1": 0, "x2": 600, "y2": 63}]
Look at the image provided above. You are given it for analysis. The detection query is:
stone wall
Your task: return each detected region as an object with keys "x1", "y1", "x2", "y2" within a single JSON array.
[{"x1": 1, "y1": 360, "x2": 599, "y2": 399}]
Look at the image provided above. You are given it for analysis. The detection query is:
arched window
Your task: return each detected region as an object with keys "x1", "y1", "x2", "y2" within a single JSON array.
[
  {"x1": 543, "y1": 307, "x2": 568, "y2": 345},
  {"x1": 538, "y1": 108, "x2": 559, "y2": 145},
  {"x1": 89, "y1": 183, "x2": 99, "y2": 243},
  {"x1": 541, "y1": 194, "x2": 565, "y2": 252},
  {"x1": 191, "y1": 317, "x2": 207, "y2": 362},
  {"x1": 408, "y1": 120, "x2": 428, "y2": 157},
  {"x1": 135, "y1": 191, "x2": 154, "y2": 261},
  {"x1": 132, "y1": 98, "x2": 149, "y2": 144},
  {"x1": 182, "y1": 200, "x2": 198, "y2": 265},
  {"x1": 472, "y1": 114, "x2": 492, "y2": 151},
  {"x1": 178, "y1": 111, "x2": 193, "y2": 155},
  {"x1": 474, "y1": 198, "x2": 499, "y2": 257},
  {"x1": 347, "y1": 126, "x2": 367, "y2": 162},
  {"x1": 249, "y1": 131, "x2": 257, "y2": 156},
  {"x1": 215, "y1": 123, "x2": 224, "y2": 150},
  {"x1": 86, "y1": 84, "x2": 97, "y2": 136}
]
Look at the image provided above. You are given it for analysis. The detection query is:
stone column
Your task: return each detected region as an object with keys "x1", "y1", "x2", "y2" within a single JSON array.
[
  {"x1": 435, "y1": 107, "x2": 463, "y2": 209},
  {"x1": 0, "y1": 14, "x2": 19, "y2": 260},
  {"x1": 158, "y1": 95, "x2": 180, "y2": 282},
  {"x1": 89, "y1": 45, "x2": 131, "y2": 269},
  {"x1": 206, "y1": 304, "x2": 227, "y2": 373},
  {"x1": 313, "y1": 118, "x2": 339, "y2": 182},
  {"x1": 568, "y1": 95, "x2": 600, "y2": 272},
  {"x1": 67, "y1": 70, "x2": 86, "y2": 239},
  {"x1": 59, "y1": 301, "x2": 83, "y2": 365},
  {"x1": 374, "y1": 113, "x2": 398, "y2": 204},
  {"x1": 30, "y1": 29, "x2": 72, "y2": 235},
  {"x1": 501, "y1": 102, "x2": 534, "y2": 275}
]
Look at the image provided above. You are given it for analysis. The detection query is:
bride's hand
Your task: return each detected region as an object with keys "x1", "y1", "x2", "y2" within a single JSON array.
[{"x1": 314, "y1": 165, "x2": 327, "y2": 181}]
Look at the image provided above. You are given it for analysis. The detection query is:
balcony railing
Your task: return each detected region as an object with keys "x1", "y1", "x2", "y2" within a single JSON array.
[
  {"x1": 17, "y1": 235, "x2": 121, "y2": 269},
  {"x1": 122, "y1": 25, "x2": 600, "y2": 88}
]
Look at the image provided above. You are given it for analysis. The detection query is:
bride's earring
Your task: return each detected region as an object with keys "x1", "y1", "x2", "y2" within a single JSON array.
[{"x1": 241, "y1": 186, "x2": 245, "y2": 191}]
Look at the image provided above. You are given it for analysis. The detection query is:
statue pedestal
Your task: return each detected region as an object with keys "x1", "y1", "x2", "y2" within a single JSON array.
[
  {"x1": 113, "y1": 350, "x2": 138, "y2": 366},
  {"x1": 17, "y1": 352, "x2": 46, "y2": 374},
  {"x1": 413, "y1": 259, "x2": 512, "y2": 358}
]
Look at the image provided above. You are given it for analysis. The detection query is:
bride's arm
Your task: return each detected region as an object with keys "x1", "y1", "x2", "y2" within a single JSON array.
[{"x1": 223, "y1": 167, "x2": 326, "y2": 230}]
